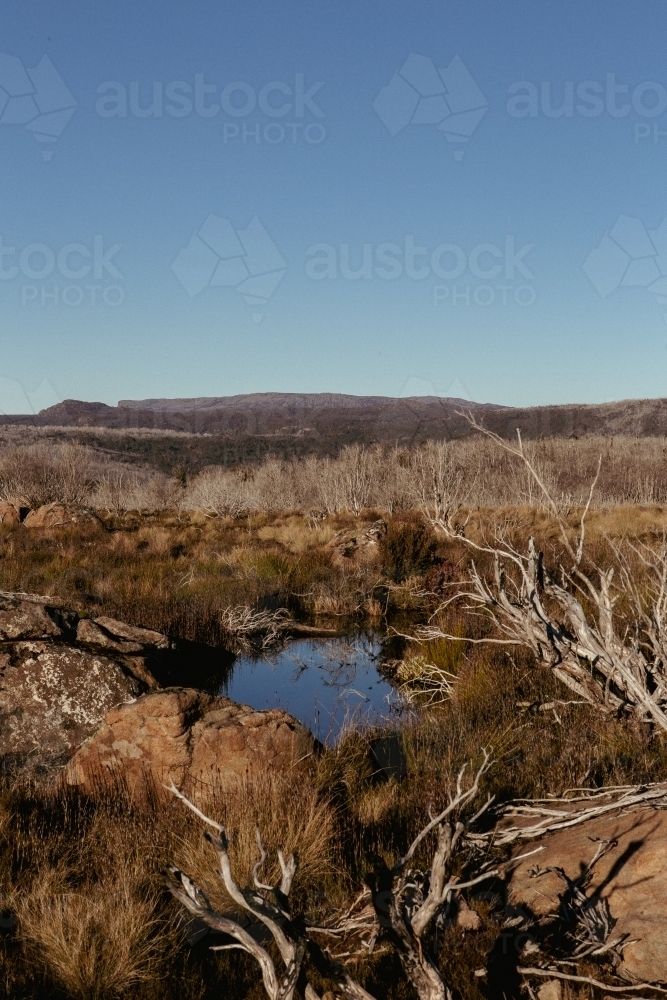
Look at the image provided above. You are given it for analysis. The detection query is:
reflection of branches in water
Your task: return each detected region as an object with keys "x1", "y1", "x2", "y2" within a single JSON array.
[{"x1": 225, "y1": 635, "x2": 405, "y2": 741}]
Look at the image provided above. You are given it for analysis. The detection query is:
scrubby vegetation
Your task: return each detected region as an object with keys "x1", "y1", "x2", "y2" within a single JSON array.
[{"x1": 2, "y1": 429, "x2": 667, "y2": 996}]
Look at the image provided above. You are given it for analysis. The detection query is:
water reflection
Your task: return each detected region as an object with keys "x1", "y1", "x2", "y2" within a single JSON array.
[{"x1": 220, "y1": 635, "x2": 402, "y2": 741}]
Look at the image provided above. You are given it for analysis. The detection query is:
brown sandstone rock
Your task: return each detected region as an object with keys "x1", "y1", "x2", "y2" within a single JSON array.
[
  {"x1": 23, "y1": 503, "x2": 102, "y2": 529},
  {"x1": 64, "y1": 687, "x2": 316, "y2": 793},
  {"x1": 509, "y1": 807, "x2": 667, "y2": 982},
  {"x1": 0, "y1": 502, "x2": 25, "y2": 527}
]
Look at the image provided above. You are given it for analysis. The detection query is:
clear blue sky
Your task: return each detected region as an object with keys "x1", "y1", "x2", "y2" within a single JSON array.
[{"x1": 2, "y1": 0, "x2": 667, "y2": 411}]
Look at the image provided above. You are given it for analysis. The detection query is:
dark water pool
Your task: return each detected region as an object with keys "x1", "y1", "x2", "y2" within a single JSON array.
[{"x1": 220, "y1": 635, "x2": 402, "y2": 741}]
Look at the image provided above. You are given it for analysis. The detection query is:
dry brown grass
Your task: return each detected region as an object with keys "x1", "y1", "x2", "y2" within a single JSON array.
[
  {"x1": 15, "y1": 879, "x2": 163, "y2": 1000},
  {"x1": 0, "y1": 769, "x2": 338, "y2": 1000},
  {"x1": 172, "y1": 772, "x2": 338, "y2": 913}
]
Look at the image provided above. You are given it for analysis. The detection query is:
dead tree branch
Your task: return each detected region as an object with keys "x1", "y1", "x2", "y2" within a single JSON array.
[
  {"x1": 417, "y1": 415, "x2": 667, "y2": 731},
  {"x1": 166, "y1": 756, "x2": 497, "y2": 1000}
]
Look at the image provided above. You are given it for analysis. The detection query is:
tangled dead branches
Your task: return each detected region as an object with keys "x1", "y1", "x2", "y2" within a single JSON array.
[
  {"x1": 165, "y1": 754, "x2": 497, "y2": 1000},
  {"x1": 418, "y1": 415, "x2": 667, "y2": 732},
  {"x1": 218, "y1": 606, "x2": 292, "y2": 651}
]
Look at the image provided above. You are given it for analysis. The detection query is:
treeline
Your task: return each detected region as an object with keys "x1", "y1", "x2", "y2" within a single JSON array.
[{"x1": 1, "y1": 435, "x2": 667, "y2": 515}]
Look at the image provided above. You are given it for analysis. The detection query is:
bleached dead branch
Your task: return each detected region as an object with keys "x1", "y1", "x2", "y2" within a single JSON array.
[
  {"x1": 468, "y1": 782, "x2": 667, "y2": 848},
  {"x1": 219, "y1": 606, "x2": 292, "y2": 650},
  {"x1": 166, "y1": 755, "x2": 497, "y2": 1000},
  {"x1": 418, "y1": 415, "x2": 667, "y2": 731}
]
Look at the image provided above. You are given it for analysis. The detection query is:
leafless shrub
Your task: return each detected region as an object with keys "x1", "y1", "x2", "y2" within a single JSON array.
[
  {"x1": 0, "y1": 442, "x2": 94, "y2": 507},
  {"x1": 176, "y1": 435, "x2": 667, "y2": 519},
  {"x1": 182, "y1": 465, "x2": 252, "y2": 517},
  {"x1": 93, "y1": 469, "x2": 183, "y2": 512}
]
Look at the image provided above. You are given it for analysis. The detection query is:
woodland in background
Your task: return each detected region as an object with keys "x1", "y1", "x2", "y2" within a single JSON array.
[{"x1": 0, "y1": 432, "x2": 665, "y2": 515}]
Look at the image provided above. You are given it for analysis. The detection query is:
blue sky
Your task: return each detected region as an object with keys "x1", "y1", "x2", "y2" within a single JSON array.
[{"x1": 2, "y1": 0, "x2": 667, "y2": 411}]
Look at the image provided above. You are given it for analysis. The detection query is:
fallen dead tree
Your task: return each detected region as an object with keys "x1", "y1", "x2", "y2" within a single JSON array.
[
  {"x1": 417, "y1": 415, "x2": 667, "y2": 732},
  {"x1": 165, "y1": 754, "x2": 497, "y2": 1000},
  {"x1": 218, "y1": 605, "x2": 292, "y2": 651}
]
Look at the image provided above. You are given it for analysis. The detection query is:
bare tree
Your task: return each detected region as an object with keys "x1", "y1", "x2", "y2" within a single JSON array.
[
  {"x1": 338, "y1": 445, "x2": 374, "y2": 516},
  {"x1": 165, "y1": 755, "x2": 497, "y2": 1000},
  {"x1": 409, "y1": 440, "x2": 469, "y2": 534}
]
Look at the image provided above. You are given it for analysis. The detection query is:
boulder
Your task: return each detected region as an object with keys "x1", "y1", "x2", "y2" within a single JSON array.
[
  {"x1": 64, "y1": 687, "x2": 316, "y2": 794},
  {"x1": 0, "y1": 592, "x2": 78, "y2": 641},
  {"x1": 0, "y1": 593, "x2": 168, "y2": 765},
  {"x1": 509, "y1": 807, "x2": 667, "y2": 983},
  {"x1": 326, "y1": 519, "x2": 387, "y2": 566},
  {"x1": 0, "y1": 502, "x2": 27, "y2": 527},
  {"x1": 23, "y1": 503, "x2": 102, "y2": 529}
]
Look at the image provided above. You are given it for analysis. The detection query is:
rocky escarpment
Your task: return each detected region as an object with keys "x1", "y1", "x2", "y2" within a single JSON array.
[{"x1": 0, "y1": 593, "x2": 167, "y2": 765}]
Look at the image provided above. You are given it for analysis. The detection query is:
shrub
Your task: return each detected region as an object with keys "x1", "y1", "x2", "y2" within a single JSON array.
[{"x1": 379, "y1": 519, "x2": 437, "y2": 581}]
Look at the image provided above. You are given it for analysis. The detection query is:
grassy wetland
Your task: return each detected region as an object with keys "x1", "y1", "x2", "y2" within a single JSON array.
[{"x1": 2, "y1": 430, "x2": 667, "y2": 998}]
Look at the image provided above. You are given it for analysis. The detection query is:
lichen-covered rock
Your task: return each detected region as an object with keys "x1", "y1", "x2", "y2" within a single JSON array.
[
  {"x1": 0, "y1": 592, "x2": 78, "y2": 641},
  {"x1": 23, "y1": 503, "x2": 102, "y2": 529},
  {"x1": 0, "y1": 594, "x2": 168, "y2": 765},
  {"x1": 64, "y1": 687, "x2": 316, "y2": 793},
  {"x1": 509, "y1": 807, "x2": 667, "y2": 983},
  {"x1": 0, "y1": 642, "x2": 148, "y2": 759}
]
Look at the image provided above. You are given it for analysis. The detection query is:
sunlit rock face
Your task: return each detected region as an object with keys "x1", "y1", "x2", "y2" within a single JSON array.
[{"x1": 63, "y1": 687, "x2": 316, "y2": 795}]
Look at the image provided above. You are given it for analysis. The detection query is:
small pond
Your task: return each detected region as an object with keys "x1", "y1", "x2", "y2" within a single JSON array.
[{"x1": 220, "y1": 635, "x2": 403, "y2": 741}]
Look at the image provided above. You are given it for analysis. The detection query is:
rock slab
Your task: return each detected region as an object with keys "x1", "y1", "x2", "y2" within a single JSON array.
[
  {"x1": 509, "y1": 807, "x2": 667, "y2": 983},
  {"x1": 23, "y1": 503, "x2": 101, "y2": 529},
  {"x1": 64, "y1": 687, "x2": 316, "y2": 793}
]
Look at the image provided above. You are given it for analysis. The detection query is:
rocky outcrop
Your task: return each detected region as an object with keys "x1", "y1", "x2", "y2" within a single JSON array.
[
  {"x1": 64, "y1": 687, "x2": 316, "y2": 793},
  {"x1": 326, "y1": 519, "x2": 387, "y2": 566},
  {"x1": 509, "y1": 807, "x2": 667, "y2": 983},
  {"x1": 23, "y1": 503, "x2": 102, "y2": 529},
  {"x1": 0, "y1": 593, "x2": 166, "y2": 763}
]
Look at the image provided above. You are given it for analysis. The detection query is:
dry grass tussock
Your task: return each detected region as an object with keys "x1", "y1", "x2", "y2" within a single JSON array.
[
  {"x1": 15, "y1": 879, "x2": 162, "y2": 1000},
  {"x1": 0, "y1": 770, "x2": 337, "y2": 999}
]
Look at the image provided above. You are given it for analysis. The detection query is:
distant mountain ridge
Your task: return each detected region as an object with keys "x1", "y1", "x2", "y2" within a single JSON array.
[{"x1": 3, "y1": 392, "x2": 667, "y2": 443}]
